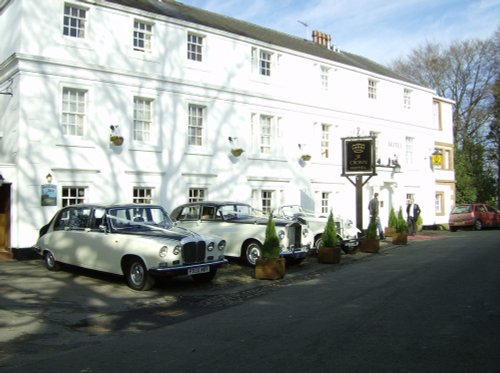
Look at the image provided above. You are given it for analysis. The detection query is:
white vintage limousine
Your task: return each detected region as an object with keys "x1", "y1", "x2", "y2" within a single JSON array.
[{"x1": 34, "y1": 204, "x2": 226, "y2": 291}]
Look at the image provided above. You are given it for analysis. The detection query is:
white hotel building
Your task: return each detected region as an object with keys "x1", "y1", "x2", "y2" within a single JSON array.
[{"x1": 0, "y1": 0, "x2": 455, "y2": 257}]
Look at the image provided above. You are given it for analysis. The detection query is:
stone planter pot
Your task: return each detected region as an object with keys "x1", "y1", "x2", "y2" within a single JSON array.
[
  {"x1": 318, "y1": 245, "x2": 341, "y2": 264},
  {"x1": 392, "y1": 233, "x2": 408, "y2": 245},
  {"x1": 360, "y1": 238, "x2": 380, "y2": 253},
  {"x1": 255, "y1": 257, "x2": 285, "y2": 280}
]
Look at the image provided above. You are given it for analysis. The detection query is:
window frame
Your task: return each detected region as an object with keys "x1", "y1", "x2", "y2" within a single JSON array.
[
  {"x1": 188, "y1": 188, "x2": 207, "y2": 203},
  {"x1": 368, "y1": 79, "x2": 377, "y2": 100},
  {"x1": 133, "y1": 187, "x2": 154, "y2": 204},
  {"x1": 133, "y1": 96, "x2": 154, "y2": 143},
  {"x1": 133, "y1": 19, "x2": 153, "y2": 53},
  {"x1": 61, "y1": 186, "x2": 87, "y2": 207},
  {"x1": 61, "y1": 87, "x2": 87, "y2": 137},
  {"x1": 187, "y1": 103, "x2": 206, "y2": 147},
  {"x1": 187, "y1": 32, "x2": 205, "y2": 62},
  {"x1": 404, "y1": 88, "x2": 412, "y2": 109},
  {"x1": 63, "y1": 3, "x2": 88, "y2": 39}
]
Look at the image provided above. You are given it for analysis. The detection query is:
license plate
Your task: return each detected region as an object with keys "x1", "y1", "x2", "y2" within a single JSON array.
[{"x1": 188, "y1": 266, "x2": 209, "y2": 275}]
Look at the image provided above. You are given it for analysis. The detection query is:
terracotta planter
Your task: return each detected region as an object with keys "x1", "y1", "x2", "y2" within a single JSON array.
[
  {"x1": 384, "y1": 227, "x2": 396, "y2": 237},
  {"x1": 392, "y1": 233, "x2": 408, "y2": 245},
  {"x1": 255, "y1": 257, "x2": 285, "y2": 280},
  {"x1": 360, "y1": 238, "x2": 380, "y2": 253},
  {"x1": 318, "y1": 245, "x2": 341, "y2": 264}
]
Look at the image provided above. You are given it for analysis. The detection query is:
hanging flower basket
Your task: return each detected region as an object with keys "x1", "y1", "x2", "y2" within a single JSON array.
[
  {"x1": 301, "y1": 154, "x2": 311, "y2": 161},
  {"x1": 231, "y1": 148, "x2": 244, "y2": 157},
  {"x1": 110, "y1": 135, "x2": 124, "y2": 146}
]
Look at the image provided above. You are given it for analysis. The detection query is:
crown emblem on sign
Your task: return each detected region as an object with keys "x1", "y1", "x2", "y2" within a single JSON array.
[{"x1": 352, "y1": 143, "x2": 365, "y2": 153}]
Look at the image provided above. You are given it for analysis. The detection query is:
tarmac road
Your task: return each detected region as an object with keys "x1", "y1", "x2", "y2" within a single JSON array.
[{"x1": 3, "y1": 230, "x2": 499, "y2": 372}]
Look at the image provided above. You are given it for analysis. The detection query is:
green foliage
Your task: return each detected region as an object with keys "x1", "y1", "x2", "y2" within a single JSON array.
[
  {"x1": 262, "y1": 213, "x2": 281, "y2": 260},
  {"x1": 388, "y1": 208, "x2": 398, "y2": 228},
  {"x1": 416, "y1": 214, "x2": 423, "y2": 226},
  {"x1": 396, "y1": 207, "x2": 408, "y2": 234},
  {"x1": 366, "y1": 215, "x2": 378, "y2": 240},
  {"x1": 321, "y1": 211, "x2": 338, "y2": 247}
]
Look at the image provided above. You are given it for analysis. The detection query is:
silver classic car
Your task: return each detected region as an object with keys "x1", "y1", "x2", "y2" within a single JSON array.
[
  {"x1": 35, "y1": 204, "x2": 226, "y2": 291},
  {"x1": 275, "y1": 205, "x2": 361, "y2": 253},
  {"x1": 170, "y1": 201, "x2": 312, "y2": 266}
]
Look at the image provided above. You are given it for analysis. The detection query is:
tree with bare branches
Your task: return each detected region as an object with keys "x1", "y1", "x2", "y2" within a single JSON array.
[{"x1": 391, "y1": 26, "x2": 499, "y2": 205}]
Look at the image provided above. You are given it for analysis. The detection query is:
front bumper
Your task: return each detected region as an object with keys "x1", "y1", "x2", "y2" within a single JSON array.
[{"x1": 149, "y1": 259, "x2": 227, "y2": 276}]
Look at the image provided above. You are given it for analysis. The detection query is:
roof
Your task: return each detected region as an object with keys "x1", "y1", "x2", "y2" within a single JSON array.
[{"x1": 106, "y1": 0, "x2": 416, "y2": 85}]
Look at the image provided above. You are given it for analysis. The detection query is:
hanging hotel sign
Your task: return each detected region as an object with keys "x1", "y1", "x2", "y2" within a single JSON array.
[{"x1": 341, "y1": 136, "x2": 376, "y2": 176}]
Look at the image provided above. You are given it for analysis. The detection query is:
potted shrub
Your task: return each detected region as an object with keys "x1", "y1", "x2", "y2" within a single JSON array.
[
  {"x1": 384, "y1": 207, "x2": 398, "y2": 237},
  {"x1": 301, "y1": 154, "x2": 312, "y2": 162},
  {"x1": 361, "y1": 214, "x2": 380, "y2": 253},
  {"x1": 318, "y1": 211, "x2": 341, "y2": 264},
  {"x1": 255, "y1": 213, "x2": 285, "y2": 280},
  {"x1": 110, "y1": 135, "x2": 124, "y2": 146},
  {"x1": 392, "y1": 207, "x2": 408, "y2": 245}
]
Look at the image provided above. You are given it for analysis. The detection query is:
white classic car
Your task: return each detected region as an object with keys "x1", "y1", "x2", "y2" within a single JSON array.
[
  {"x1": 170, "y1": 201, "x2": 312, "y2": 266},
  {"x1": 34, "y1": 204, "x2": 226, "y2": 291},
  {"x1": 275, "y1": 205, "x2": 361, "y2": 253}
]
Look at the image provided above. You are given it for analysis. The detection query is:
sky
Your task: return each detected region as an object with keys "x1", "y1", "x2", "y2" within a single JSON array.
[{"x1": 177, "y1": 0, "x2": 500, "y2": 65}]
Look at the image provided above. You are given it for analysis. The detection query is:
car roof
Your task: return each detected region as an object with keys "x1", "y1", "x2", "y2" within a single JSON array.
[
  {"x1": 61, "y1": 203, "x2": 165, "y2": 209},
  {"x1": 176, "y1": 201, "x2": 252, "y2": 207}
]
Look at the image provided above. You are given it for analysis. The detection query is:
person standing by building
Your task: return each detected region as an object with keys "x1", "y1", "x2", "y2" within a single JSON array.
[
  {"x1": 368, "y1": 192, "x2": 384, "y2": 239},
  {"x1": 406, "y1": 199, "x2": 421, "y2": 236}
]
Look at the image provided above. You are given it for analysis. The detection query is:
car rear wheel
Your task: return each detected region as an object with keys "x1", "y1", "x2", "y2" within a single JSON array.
[
  {"x1": 44, "y1": 251, "x2": 60, "y2": 271},
  {"x1": 192, "y1": 267, "x2": 217, "y2": 283},
  {"x1": 125, "y1": 257, "x2": 154, "y2": 291},
  {"x1": 474, "y1": 220, "x2": 483, "y2": 230},
  {"x1": 243, "y1": 241, "x2": 262, "y2": 266}
]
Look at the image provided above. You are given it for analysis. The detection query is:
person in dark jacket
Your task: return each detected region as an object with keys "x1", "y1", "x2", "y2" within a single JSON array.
[
  {"x1": 406, "y1": 199, "x2": 421, "y2": 236},
  {"x1": 368, "y1": 193, "x2": 384, "y2": 239}
]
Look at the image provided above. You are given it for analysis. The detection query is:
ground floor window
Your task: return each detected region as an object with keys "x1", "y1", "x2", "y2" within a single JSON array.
[
  {"x1": 321, "y1": 192, "x2": 330, "y2": 215},
  {"x1": 133, "y1": 187, "x2": 153, "y2": 204},
  {"x1": 62, "y1": 187, "x2": 86, "y2": 207},
  {"x1": 189, "y1": 188, "x2": 206, "y2": 203}
]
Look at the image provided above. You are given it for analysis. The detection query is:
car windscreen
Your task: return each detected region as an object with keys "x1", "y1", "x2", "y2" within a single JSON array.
[
  {"x1": 451, "y1": 205, "x2": 472, "y2": 214},
  {"x1": 107, "y1": 207, "x2": 173, "y2": 231}
]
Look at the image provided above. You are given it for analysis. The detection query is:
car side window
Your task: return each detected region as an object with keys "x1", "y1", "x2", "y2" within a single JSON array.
[
  {"x1": 53, "y1": 207, "x2": 91, "y2": 230},
  {"x1": 178, "y1": 206, "x2": 200, "y2": 221},
  {"x1": 478, "y1": 206, "x2": 486, "y2": 213},
  {"x1": 90, "y1": 208, "x2": 107, "y2": 230},
  {"x1": 201, "y1": 206, "x2": 215, "y2": 221}
]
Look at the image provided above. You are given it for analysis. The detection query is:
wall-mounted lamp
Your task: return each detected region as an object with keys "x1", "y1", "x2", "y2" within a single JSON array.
[
  {"x1": 376, "y1": 155, "x2": 401, "y2": 173},
  {"x1": 46, "y1": 173, "x2": 53, "y2": 184},
  {"x1": 431, "y1": 149, "x2": 443, "y2": 166}
]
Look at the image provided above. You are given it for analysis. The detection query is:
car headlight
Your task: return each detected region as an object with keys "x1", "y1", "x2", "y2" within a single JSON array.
[
  {"x1": 278, "y1": 230, "x2": 286, "y2": 240},
  {"x1": 303, "y1": 227, "x2": 309, "y2": 237},
  {"x1": 159, "y1": 246, "x2": 168, "y2": 258},
  {"x1": 173, "y1": 245, "x2": 181, "y2": 255},
  {"x1": 207, "y1": 242, "x2": 215, "y2": 251},
  {"x1": 218, "y1": 240, "x2": 226, "y2": 251}
]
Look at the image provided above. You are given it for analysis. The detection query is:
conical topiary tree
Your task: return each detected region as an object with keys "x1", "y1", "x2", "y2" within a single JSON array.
[
  {"x1": 396, "y1": 207, "x2": 408, "y2": 234},
  {"x1": 262, "y1": 213, "x2": 281, "y2": 260},
  {"x1": 388, "y1": 207, "x2": 398, "y2": 229},
  {"x1": 321, "y1": 211, "x2": 338, "y2": 247}
]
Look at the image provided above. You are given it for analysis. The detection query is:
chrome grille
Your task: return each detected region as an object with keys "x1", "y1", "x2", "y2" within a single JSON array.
[
  {"x1": 288, "y1": 222, "x2": 302, "y2": 247},
  {"x1": 182, "y1": 241, "x2": 206, "y2": 264}
]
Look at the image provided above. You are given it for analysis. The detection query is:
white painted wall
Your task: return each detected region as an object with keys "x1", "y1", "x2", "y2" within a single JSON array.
[{"x1": 0, "y1": 0, "x2": 455, "y2": 248}]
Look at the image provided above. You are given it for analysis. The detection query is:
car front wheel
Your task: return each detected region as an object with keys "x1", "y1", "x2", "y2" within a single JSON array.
[
  {"x1": 474, "y1": 219, "x2": 483, "y2": 230},
  {"x1": 125, "y1": 257, "x2": 154, "y2": 291},
  {"x1": 243, "y1": 241, "x2": 262, "y2": 266},
  {"x1": 44, "y1": 251, "x2": 60, "y2": 271}
]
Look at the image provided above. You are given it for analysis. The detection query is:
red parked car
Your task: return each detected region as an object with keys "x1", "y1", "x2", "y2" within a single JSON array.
[{"x1": 448, "y1": 203, "x2": 500, "y2": 231}]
